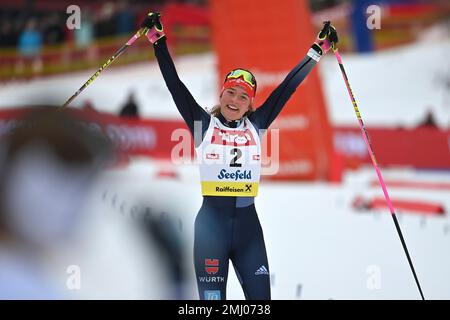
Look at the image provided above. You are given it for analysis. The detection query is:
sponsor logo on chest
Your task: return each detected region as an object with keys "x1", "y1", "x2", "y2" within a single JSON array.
[
  {"x1": 217, "y1": 169, "x2": 252, "y2": 180},
  {"x1": 211, "y1": 127, "x2": 256, "y2": 146}
]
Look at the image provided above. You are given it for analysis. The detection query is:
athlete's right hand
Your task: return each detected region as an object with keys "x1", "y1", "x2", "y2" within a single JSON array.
[{"x1": 141, "y1": 12, "x2": 165, "y2": 44}]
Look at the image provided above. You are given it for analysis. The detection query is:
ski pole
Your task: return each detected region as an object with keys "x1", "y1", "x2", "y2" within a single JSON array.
[
  {"x1": 333, "y1": 48, "x2": 425, "y2": 300},
  {"x1": 61, "y1": 27, "x2": 149, "y2": 109}
]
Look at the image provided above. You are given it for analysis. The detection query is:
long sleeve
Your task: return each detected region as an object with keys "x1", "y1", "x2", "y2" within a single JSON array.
[
  {"x1": 249, "y1": 48, "x2": 321, "y2": 130},
  {"x1": 153, "y1": 38, "x2": 210, "y2": 136}
]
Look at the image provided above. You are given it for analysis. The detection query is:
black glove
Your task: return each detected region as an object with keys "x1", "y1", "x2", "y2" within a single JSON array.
[
  {"x1": 141, "y1": 12, "x2": 165, "y2": 43},
  {"x1": 312, "y1": 21, "x2": 339, "y2": 55}
]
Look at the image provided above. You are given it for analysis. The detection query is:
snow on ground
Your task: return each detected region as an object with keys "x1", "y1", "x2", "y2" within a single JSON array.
[{"x1": 62, "y1": 160, "x2": 449, "y2": 299}]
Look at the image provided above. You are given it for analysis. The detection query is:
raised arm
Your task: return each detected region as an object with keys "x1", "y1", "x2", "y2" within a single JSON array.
[
  {"x1": 142, "y1": 13, "x2": 210, "y2": 136},
  {"x1": 249, "y1": 22, "x2": 338, "y2": 130}
]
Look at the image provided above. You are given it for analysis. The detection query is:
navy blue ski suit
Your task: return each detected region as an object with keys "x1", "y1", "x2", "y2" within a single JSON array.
[{"x1": 153, "y1": 38, "x2": 319, "y2": 300}]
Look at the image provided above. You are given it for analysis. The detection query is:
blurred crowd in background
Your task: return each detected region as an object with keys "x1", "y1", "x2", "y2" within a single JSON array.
[
  {"x1": 0, "y1": 0, "x2": 198, "y2": 50},
  {"x1": 0, "y1": 0, "x2": 209, "y2": 78},
  {"x1": 1, "y1": 0, "x2": 446, "y2": 80}
]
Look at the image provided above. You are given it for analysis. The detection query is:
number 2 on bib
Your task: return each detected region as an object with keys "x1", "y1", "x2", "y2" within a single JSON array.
[{"x1": 230, "y1": 148, "x2": 242, "y2": 167}]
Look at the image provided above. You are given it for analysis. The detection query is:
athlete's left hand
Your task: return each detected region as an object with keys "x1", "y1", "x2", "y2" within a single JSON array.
[{"x1": 314, "y1": 21, "x2": 338, "y2": 54}]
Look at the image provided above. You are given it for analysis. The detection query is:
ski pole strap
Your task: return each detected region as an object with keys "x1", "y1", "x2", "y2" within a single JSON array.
[{"x1": 307, "y1": 47, "x2": 322, "y2": 62}]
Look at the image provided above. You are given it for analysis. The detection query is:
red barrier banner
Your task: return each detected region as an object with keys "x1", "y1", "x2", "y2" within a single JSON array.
[
  {"x1": 3, "y1": 109, "x2": 447, "y2": 175},
  {"x1": 334, "y1": 126, "x2": 450, "y2": 169},
  {"x1": 0, "y1": 107, "x2": 187, "y2": 160}
]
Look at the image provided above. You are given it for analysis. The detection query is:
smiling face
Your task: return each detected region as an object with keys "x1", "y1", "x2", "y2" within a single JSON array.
[{"x1": 219, "y1": 85, "x2": 252, "y2": 121}]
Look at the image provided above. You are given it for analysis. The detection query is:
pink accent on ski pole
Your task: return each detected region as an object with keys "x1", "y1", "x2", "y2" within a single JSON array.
[
  {"x1": 126, "y1": 34, "x2": 139, "y2": 46},
  {"x1": 335, "y1": 51, "x2": 343, "y2": 64},
  {"x1": 146, "y1": 28, "x2": 165, "y2": 44},
  {"x1": 334, "y1": 50, "x2": 396, "y2": 215}
]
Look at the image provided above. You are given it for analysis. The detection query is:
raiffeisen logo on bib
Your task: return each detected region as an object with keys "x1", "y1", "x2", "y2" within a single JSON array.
[
  {"x1": 217, "y1": 169, "x2": 252, "y2": 181},
  {"x1": 211, "y1": 127, "x2": 256, "y2": 146}
]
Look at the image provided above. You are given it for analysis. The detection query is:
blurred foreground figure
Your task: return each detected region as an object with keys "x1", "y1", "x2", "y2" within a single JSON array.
[{"x1": 0, "y1": 108, "x2": 110, "y2": 299}]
